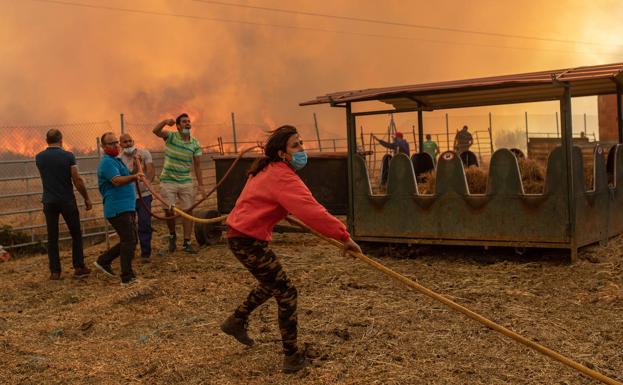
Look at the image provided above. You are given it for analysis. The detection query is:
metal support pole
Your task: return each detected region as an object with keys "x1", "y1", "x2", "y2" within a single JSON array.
[
  {"x1": 231, "y1": 112, "x2": 238, "y2": 153},
  {"x1": 617, "y1": 83, "x2": 623, "y2": 143},
  {"x1": 96, "y1": 137, "x2": 101, "y2": 158},
  {"x1": 417, "y1": 110, "x2": 424, "y2": 154},
  {"x1": 445, "y1": 113, "x2": 450, "y2": 151},
  {"x1": 313, "y1": 113, "x2": 322, "y2": 152},
  {"x1": 360, "y1": 126, "x2": 365, "y2": 152},
  {"x1": 555, "y1": 111, "x2": 560, "y2": 138},
  {"x1": 412, "y1": 125, "x2": 417, "y2": 153},
  {"x1": 346, "y1": 103, "x2": 356, "y2": 232},
  {"x1": 488, "y1": 112, "x2": 494, "y2": 153},
  {"x1": 525, "y1": 111, "x2": 529, "y2": 154},
  {"x1": 120, "y1": 113, "x2": 125, "y2": 134},
  {"x1": 560, "y1": 87, "x2": 577, "y2": 261},
  {"x1": 583, "y1": 113, "x2": 587, "y2": 136}
]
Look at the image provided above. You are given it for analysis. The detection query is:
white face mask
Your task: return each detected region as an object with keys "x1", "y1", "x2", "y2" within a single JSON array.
[
  {"x1": 123, "y1": 146, "x2": 135, "y2": 155},
  {"x1": 182, "y1": 128, "x2": 191, "y2": 135}
]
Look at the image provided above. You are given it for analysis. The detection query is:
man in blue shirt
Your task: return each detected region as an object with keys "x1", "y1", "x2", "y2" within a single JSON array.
[
  {"x1": 35, "y1": 129, "x2": 93, "y2": 280},
  {"x1": 94, "y1": 132, "x2": 143, "y2": 286},
  {"x1": 372, "y1": 131, "x2": 410, "y2": 156}
]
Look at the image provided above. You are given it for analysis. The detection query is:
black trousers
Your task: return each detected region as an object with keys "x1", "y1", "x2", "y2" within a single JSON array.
[
  {"x1": 98, "y1": 211, "x2": 137, "y2": 282},
  {"x1": 43, "y1": 200, "x2": 85, "y2": 273}
]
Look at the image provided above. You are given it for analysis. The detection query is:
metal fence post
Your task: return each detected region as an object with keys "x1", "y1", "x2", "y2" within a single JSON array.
[
  {"x1": 583, "y1": 112, "x2": 587, "y2": 136},
  {"x1": 231, "y1": 112, "x2": 238, "y2": 153},
  {"x1": 488, "y1": 112, "x2": 494, "y2": 154},
  {"x1": 120, "y1": 113, "x2": 125, "y2": 134},
  {"x1": 445, "y1": 113, "x2": 450, "y2": 151},
  {"x1": 525, "y1": 111, "x2": 529, "y2": 153},
  {"x1": 313, "y1": 113, "x2": 322, "y2": 152},
  {"x1": 555, "y1": 111, "x2": 560, "y2": 138}
]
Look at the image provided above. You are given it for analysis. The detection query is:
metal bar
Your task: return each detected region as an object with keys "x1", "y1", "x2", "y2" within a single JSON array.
[
  {"x1": 525, "y1": 111, "x2": 529, "y2": 153},
  {"x1": 417, "y1": 110, "x2": 424, "y2": 154},
  {"x1": 583, "y1": 112, "x2": 587, "y2": 135},
  {"x1": 617, "y1": 83, "x2": 623, "y2": 143},
  {"x1": 475, "y1": 132, "x2": 482, "y2": 163},
  {"x1": 120, "y1": 113, "x2": 125, "y2": 134},
  {"x1": 351, "y1": 106, "x2": 432, "y2": 117},
  {"x1": 313, "y1": 113, "x2": 322, "y2": 151},
  {"x1": 488, "y1": 112, "x2": 494, "y2": 153},
  {"x1": 346, "y1": 103, "x2": 356, "y2": 232},
  {"x1": 412, "y1": 126, "x2": 417, "y2": 153},
  {"x1": 360, "y1": 126, "x2": 365, "y2": 153},
  {"x1": 445, "y1": 113, "x2": 450, "y2": 151},
  {"x1": 560, "y1": 86, "x2": 577, "y2": 261},
  {"x1": 231, "y1": 112, "x2": 238, "y2": 153},
  {"x1": 555, "y1": 111, "x2": 560, "y2": 138},
  {"x1": 333, "y1": 139, "x2": 337, "y2": 152}
]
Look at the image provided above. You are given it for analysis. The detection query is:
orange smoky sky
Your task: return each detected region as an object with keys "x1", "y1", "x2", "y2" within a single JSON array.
[{"x1": 1, "y1": 0, "x2": 623, "y2": 154}]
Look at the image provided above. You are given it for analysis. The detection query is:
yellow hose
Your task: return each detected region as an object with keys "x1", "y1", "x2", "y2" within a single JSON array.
[{"x1": 172, "y1": 207, "x2": 228, "y2": 224}]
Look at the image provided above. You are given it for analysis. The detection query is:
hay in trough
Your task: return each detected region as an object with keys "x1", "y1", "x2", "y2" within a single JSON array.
[{"x1": 518, "y1": 158, "x2": 546, "y2": 194}]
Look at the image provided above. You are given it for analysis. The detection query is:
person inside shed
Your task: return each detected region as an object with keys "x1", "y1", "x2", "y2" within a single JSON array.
[
  {"x1": 220, "y1": 125, "x2": 362, "y2": 374},
  {"x1": 453, "y1": 125, "x2": 473, "y2": 154},
  {"x1": 372, "y1": 131, "x2": 410, "y2": 156}
]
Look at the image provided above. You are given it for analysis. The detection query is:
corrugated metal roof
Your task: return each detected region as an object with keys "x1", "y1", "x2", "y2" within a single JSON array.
[{"x1": 300, "y1": 62, "x2": 623, "y2": 110}]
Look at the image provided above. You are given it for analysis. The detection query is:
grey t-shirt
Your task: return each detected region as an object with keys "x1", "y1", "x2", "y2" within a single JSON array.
[{"x1": 118, "y1": 148, "x2": 153, "y2": 198}]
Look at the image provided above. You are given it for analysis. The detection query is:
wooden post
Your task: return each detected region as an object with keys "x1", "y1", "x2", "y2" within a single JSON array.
[{"x1": 231, "y1": 112, "x2": 238, "y2": 153}]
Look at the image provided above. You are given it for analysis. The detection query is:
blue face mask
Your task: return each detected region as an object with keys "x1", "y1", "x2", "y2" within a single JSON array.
[{"x1": 289, "y1": 151, "x2": 308, "y2": 170}]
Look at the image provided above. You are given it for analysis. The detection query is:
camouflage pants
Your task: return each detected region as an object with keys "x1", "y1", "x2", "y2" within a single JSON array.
[{"x1": 228, "y1": 237, "x2": 298, "y2": 356}]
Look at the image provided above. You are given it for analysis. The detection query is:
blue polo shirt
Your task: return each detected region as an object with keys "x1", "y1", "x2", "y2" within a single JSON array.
[{"x1": 97, "y1": 155, "x2": 135, "y2": 219}]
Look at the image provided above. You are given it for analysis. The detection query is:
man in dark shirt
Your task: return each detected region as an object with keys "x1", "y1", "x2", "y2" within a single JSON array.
[
  {"x1": 372, "y1": 131, "x2": 411, "y2": 156},
  {"x1": 35, "y1": 129, "x2": 92, "y2": 280},
  {"x1": 454, "y1": 125, "x2": 474, "y2": 154}
]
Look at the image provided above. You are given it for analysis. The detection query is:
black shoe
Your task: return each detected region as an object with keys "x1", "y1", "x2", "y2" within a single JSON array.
[
  {"x1": 183, "y1": 242, "x2": 198, "y2": 254},
  {"x1": 283, "y1": 351, "x2": 309, "y2": 374},
  {"x1": 220, "y1": 315, "x2": 255, "y2": 346},
  {"x1": 140, "y1": 256, "x2": 150, "y2": 263},
  {"x1": 93, "y1": 261, "x2": 115, "y2": 277},
  {"x1": 168, "y1": 234, "x2": 176, "y2": 253},
  {"x1": 121, "y1": 277, "x2": 138, "y2": 287}
]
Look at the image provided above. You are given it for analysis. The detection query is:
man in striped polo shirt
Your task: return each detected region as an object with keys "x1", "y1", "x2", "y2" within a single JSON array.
[{"x1": 153, "y1": 113, "x2": 206, "y2": 253}]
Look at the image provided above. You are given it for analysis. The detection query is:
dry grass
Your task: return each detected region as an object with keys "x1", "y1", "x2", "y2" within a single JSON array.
[{"x1": 1, "y1": 222, "x2": 622, "y2": 384}]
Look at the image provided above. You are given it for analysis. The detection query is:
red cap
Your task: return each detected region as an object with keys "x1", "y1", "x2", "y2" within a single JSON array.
[{"x1": 395, "y1": 131, "x2": 403, "y2": 138}]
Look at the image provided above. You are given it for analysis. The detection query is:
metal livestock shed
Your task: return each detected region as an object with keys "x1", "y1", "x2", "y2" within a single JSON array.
[{"x1": 301, "y1": 62, "x2": 623, "y2": 260}]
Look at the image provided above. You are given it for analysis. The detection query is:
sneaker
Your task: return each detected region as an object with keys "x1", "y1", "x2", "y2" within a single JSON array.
[
  {"x1": 49, "y1": 272, "x2": 61, "y2": 280},
  {"x1": 168, "y1": 234, "x2": 177, "y2": 253},
  {"x1": 93, "y1": 261, "x2": 115, "y2": 277},
  {"x1": 74, "y1": 266, "x2": 91, "y2": 278},
  {"x1": 220, "y1": 314, "x2": 255, "y2": 346},
  {"x1": 283, "y1": 351, "x2": 309, "y2": 374},
  {"x1": 183, "y1": 242, "x2": 198, "y2": 254}
]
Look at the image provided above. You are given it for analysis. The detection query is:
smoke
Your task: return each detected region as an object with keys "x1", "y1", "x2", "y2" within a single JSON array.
[{"x1": 1, "y1": 0, "x2": 623, "y2": 156}]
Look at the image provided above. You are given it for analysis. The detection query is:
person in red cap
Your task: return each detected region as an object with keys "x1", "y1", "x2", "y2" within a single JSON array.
[{"x1": 372, "y1": 131, "x2": 410, "y2": 155}]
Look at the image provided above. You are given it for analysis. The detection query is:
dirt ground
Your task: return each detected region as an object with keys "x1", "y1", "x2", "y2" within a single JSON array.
[{"x1": 1, "y1": 223, "x2": 622, "y2": 385}]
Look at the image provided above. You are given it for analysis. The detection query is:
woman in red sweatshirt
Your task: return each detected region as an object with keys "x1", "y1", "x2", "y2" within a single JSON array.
[{"x1": 220, "y1": 125, "x2": 362, "y2": 374}]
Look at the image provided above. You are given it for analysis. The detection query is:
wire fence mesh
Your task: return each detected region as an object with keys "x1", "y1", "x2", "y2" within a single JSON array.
[{"x1": 0, "y1": 111, "x2": 601, "y2": 249}]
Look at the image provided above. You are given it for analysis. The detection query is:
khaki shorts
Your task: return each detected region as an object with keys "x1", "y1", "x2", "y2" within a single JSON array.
[{"x1": 159, "y1": 182, "x2": 195, "y2": 210}]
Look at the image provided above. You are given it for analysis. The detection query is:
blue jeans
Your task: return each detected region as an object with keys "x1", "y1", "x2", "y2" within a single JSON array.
[{"x1": 136, "y1": 195, "x2": 153, "y2": 258}]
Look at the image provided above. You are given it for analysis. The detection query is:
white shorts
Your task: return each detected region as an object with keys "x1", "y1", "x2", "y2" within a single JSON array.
[{"x1": 159, "y1": 182, "x2": 195, "y2": 210}]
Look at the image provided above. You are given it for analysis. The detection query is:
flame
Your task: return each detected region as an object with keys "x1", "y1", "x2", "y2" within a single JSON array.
[{"x1": 0, "y1": 127, "x2": 98, "y2": 158}]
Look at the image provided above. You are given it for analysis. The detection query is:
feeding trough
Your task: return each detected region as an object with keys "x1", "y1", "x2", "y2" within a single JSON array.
[{"x1": 300, "y1": 62, "x2": 623, "y2": 260}]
